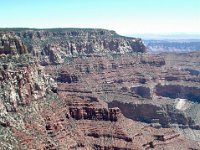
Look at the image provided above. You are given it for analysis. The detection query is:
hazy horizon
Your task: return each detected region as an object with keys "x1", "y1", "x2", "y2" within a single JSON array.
[
  {"x1": 127, "y1": 33, "x2": 200, "y2": 40},
  {"x1": 0, "y1": 0, "x2": 200, "y2": 35}
]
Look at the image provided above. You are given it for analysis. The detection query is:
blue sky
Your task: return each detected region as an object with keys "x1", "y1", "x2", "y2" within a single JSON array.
[{"x1": 0, "y1": 0, "x2": 200, "y2": 34}]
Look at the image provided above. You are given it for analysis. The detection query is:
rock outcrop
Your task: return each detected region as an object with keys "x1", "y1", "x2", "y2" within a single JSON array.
[
  {"x1": 156, "y1": 84, "x2": 200, "y2": 102},
  {"x1": 54, "y1": 49, "x2": 200, "y2": 144},
  {"x1": 69, "y1": 105, "x2": 120, "y2": 121},
  {"x1": 0, "y1": 33, "x2": 27, "y2": 55},
  {"x1": 0, "y1": 33, "x2": 57, "y2": 149},
  {"x1": 0, "y1": 29, "x2": 200, "y2": 149},
  {"x1": 2, "y1": 28, "x2": 146, "y2": 64}
]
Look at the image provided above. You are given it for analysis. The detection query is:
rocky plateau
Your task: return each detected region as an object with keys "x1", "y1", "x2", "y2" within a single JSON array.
[{"x1": 0, "y1": 28, "x2": 200, "y2": 149}]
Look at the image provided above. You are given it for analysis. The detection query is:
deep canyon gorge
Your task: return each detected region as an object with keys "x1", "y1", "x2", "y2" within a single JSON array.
[{"x1": 0, "y1": 28, "x2": 200, "y2": 149}]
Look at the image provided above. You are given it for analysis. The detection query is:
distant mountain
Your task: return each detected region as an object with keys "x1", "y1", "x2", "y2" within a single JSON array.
[
  {"x1": 143, "y1": 39, "x2": 200, "y2": 53},
  {"x1": 125, "y1": 33, "x2": 200, "y2": 53},
  {"x1": 126, "y1": 33, "x2": 200, "y2": 40}
]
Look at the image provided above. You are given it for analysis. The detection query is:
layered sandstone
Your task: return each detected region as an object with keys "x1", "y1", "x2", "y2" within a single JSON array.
[
  {"x1": 0, "y1": 33, "x2": 27, "y2": 55},
  {"x1": 2, "y1": 28, "x2": 146, "y2": 64},
  {"x1": 54, "y1": 50, "x2": 200, "y2": 143},
  {"x1": 0, "y1": 29, "x2": 200, "y2": 149}
]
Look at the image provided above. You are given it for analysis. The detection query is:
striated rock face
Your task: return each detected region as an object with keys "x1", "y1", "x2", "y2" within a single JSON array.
[
  {"x1": 140, "y1": 54, "x2": 166, "y2": 67},
  {"x1": 0, "y1": 33, "x2": 27, "y2": 55},
  {"x1": 0, "y1": 34, "x2": 57, "y2": 149},
  {"x1": 43, "y1": 44, "x2": 64, "y2": 65},
  {"x1": 69, "y1": 105, "x2": 120, "y2": 121},
  {"x1": 0, "y1": 29, "x2": 200, "y2": 149},
  {"x1": 3, "y1": 28, "x2": 146, "y2": 64},
  {"x1": 156, "y1": 84, "x2": 200, "y2": 102},
  {"x1": 0, "y1": 63, "x2": 56, "y2": 111},
  {"x1": 52, "y1": 50, "x2": 200, "y2": 144},
  {"x1": 0, "y1": 33, "x2": 56, "y2": 111},
  {"x1": 53, "y1": 92, "x2": 196, "y2": 149},
  {"x1": 130, "y1": 86, "x2": 151, "y2": 99},
  {"x1": 108, "y1": 100, "x2": 196, "y2": 129},
  {"x1": 57, "y1": 70, "x2": 79, "y2": 83}
]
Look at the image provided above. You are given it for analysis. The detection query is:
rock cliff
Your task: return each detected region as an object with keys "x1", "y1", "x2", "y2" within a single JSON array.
[
  {"x1": 54, "y1": 50, "x2": 200, "y2": 145},
  {"x1": 0, "y1": 33, "x2": 57, "y2": 149},
  {"x1": 2, "y1": 28, "x2": 146, "y2": 64},
  {"x1": 0, "y1": 33, "x2": 27, "y2": 55},
  {"x1": 0, "y1": 29, "x2": 200, "y2": 149}
]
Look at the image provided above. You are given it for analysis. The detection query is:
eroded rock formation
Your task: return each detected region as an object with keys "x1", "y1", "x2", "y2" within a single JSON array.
[
  {"x1": 0, "y1": 29, "x2": 200, "y2": 149},
  {"x1": 0, "y1": 33, "x2": 27, "y2": 55},
  {"x1": 4, "y1": 28, "x2": 146, "y2": 64}
]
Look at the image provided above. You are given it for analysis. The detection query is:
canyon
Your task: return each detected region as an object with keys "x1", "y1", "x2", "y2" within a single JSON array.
[{"x1": 0, "y1": 28, "x2": 200, "y2": 149}]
